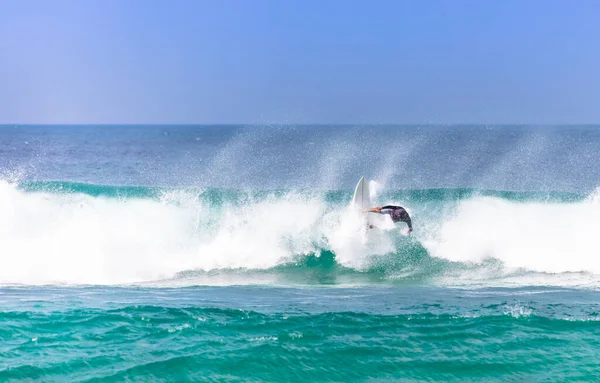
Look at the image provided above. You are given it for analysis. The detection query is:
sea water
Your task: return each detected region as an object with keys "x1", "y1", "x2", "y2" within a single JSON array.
[{"x1": 1, "y1": 125, "x2": 600, "y2": 381}]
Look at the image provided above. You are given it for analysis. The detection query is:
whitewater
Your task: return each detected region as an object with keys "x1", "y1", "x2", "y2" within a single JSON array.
[{"x1": 2, "y1": 178, "x2": 600, "y2": 287}]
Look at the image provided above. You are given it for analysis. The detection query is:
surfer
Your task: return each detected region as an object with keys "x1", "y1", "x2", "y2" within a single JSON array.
[{"x1": 364, "y1": 205, "x2": 413, "y2": 234}]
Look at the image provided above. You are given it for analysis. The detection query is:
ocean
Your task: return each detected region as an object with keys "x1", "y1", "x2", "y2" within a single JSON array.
[{"x1": 1, "y1": 125, "x2": 600, "y2": 382}]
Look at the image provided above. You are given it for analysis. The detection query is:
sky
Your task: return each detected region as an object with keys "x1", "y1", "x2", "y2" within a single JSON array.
[{"x1": 0, "y1": 0, "x2": 599, "y2": 124}]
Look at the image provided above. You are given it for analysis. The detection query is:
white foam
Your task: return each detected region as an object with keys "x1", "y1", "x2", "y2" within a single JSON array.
[
  {"x1": 424, "y1": 194, "x2": 600, "y2": 274},
  {"x1": 0, "y1": 181, "x2": 202, "y2": 284},
  {"x1": 5, "y1": 177, "x2": 600, "y2": 286},
  {"x1": 0, "y1": 181, "x2": 391, "y2": 285}
]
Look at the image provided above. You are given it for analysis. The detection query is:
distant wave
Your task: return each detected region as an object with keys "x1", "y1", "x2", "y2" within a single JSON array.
[{"x1": 1, "y1": 179, "x2": 599, "y2": 287}]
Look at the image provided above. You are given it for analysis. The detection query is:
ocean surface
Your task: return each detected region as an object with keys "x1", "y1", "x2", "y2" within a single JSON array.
[{"x1": 1, "y1": 124, "x2": 600, "y2": 382}]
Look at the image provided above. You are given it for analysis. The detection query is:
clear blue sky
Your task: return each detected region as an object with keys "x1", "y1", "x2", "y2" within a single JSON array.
[{"x1": 1, "y1": 0, "x2": 599, "y2": 124}]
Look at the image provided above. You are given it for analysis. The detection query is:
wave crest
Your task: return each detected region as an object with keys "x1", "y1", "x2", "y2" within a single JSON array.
[{"x1": 2, "y1": 180, "x2": 600, "y2": 287}]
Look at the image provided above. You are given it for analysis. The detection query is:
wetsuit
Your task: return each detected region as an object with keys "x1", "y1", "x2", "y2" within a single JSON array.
[{"x1": 380, "y1": 205, "x2": 413, "y2": 231}]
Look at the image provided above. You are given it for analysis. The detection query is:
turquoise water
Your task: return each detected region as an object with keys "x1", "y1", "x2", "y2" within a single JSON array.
[
  {"x1": 2, "y1": 125, "x2": 600, "y2": 381},
  {"x1": 3, "y1": 286, "x2": 600, "y2": 382}
]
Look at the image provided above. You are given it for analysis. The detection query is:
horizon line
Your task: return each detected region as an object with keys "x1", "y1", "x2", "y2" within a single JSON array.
[{"x1": 1, "y1": 123, "x2": 600, "y2": 127}]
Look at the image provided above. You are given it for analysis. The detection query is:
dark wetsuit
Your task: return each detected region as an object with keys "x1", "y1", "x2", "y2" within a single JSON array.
[{"x1": 380, "y1": 205, "x2": 412, "y2": 231}]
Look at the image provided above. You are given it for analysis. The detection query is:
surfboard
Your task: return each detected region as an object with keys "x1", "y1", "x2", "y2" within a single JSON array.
[
  {"x1": 352, "y1": 176, "x2": 371, "y2": 226},
  {"x1": 352, "y1": 176, "x2": 370, "y2": 210}
]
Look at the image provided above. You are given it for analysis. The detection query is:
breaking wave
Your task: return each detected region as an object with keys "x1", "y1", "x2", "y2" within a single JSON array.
[{"x1": 1, "y1": 180, "x2": 599, "y2": 287}]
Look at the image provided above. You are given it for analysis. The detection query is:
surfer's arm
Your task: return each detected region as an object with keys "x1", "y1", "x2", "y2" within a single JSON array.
[{"x1": 363, "y1": 207, "x2": 382, "y2": 213}]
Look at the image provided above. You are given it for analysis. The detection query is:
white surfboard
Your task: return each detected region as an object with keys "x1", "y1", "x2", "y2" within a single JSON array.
[
  {"x1": 352, "y1": 176, "x2": 370, "y2": 209},
  {"x1": 352, "y1": 176, "x2": 371, "y2": 226}
]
